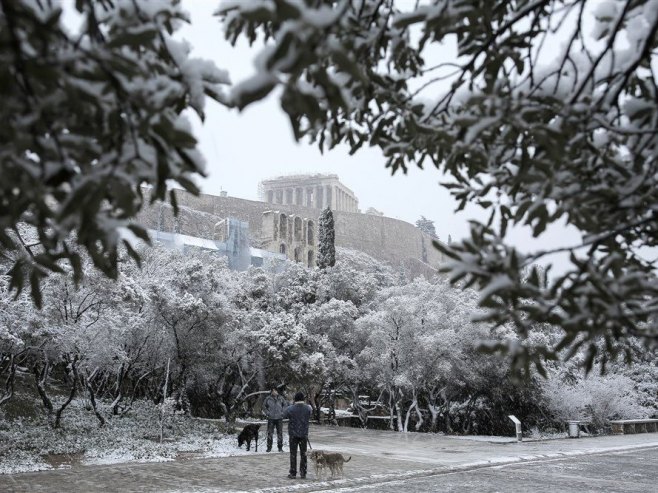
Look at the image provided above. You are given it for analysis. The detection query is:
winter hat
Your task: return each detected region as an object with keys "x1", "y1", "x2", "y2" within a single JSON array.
[{"x1": 294, "y1": 391, "x2": 304, "y2": 402}]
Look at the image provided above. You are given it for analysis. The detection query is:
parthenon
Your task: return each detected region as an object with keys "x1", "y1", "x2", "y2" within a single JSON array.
[{"x1": 259, "y1": 174, "x2": 359, "y2": 213}]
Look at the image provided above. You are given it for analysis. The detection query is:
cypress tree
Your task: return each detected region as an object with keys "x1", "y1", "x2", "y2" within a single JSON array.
[{"x1": 317, "y1": 207, "x2": 336, "y2": 269}]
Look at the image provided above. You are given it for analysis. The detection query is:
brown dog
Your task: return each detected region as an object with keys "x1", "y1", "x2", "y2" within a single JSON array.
[
  {"x1": 237, "y1": 423, "x2": 261, "y2": 451},
  {"x1": 307, "y1": 450, "x2": 328, "y2": 480},
  {"x1": 307, "y1": 450, "x2": 351, "y2": 479},
  {"x1": 322, "y1": 451, "x2": 351, "y2": 478}
]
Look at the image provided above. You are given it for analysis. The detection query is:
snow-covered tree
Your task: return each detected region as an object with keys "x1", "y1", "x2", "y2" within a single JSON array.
[
  {"x1": 0, "y1": 0, "x2": 229, "y2": 304},
  {"x1": 317, "y1": 207, "x2": 336, "y2": 269},
  {"x1": 543, "y1": 373, "x2": 652, "y2": 428},
  {"x1": 272, "y1": 262, "x2": 321, "y2": 312},
  {"x1": 320, "y1": 248, "x2": 396, "y2": 306},
  {"x1": 0, "y1": 276, "x2": 38, "y2": 407},
  {"x1": 299, "y1": 299, "x2": 361, "y2": 419},
  {"x1": 219, "y1": 0, "x2": 658, "y2": 370},
  {"x1": 2, "y1": 239, "x2": 655, "y2": 433},
  {"x1": 356, "y1": 279, "x2": 477, "y2": 432},
  {"x1": 415, "y1": 216, "x2": 437, "y2": 238}
]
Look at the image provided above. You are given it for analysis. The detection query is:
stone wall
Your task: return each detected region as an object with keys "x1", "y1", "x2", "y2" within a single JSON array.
[{"x1": 136, "y1": 190, "x2": 444, "y2": 275}]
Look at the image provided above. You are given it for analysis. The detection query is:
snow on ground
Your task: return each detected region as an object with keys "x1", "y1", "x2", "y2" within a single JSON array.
[
  {"x1": 320, "y1": 407, "x2": 354, "y2": 417},
  {"x1": 0, "y1": 398, "x2": 273, "y2": 474},
  {"x1": 447, "y1": 435, "x2": 518, "y2": 443}
]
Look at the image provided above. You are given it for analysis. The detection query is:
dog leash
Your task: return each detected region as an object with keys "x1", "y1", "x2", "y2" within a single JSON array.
[{"x1": 307, "y1": 437, "x2": 312, "y2": 450}]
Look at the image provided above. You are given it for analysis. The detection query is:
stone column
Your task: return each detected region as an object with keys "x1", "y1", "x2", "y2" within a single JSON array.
[
  {"x1": 306, "y1": 188, "x2": 313, "y2": 208},
  {"x1": 313, "y1": 186, "x2": 324, "y2": 209}
]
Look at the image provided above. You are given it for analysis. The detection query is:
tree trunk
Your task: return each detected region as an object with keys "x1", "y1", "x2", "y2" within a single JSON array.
[
  {"x1": 388, "y1": 390, "x2": 396, "y2": 431},
  {"x1": 395, "y1": 401, "x2": 404, "y2": 432},
  {"x1": 350, "y1": 393, "x2": 367, "y2": 427},
  {"x1": 403, "y1": 398, "x2": 416, "y2": 433},
  {"x1": 0, "y1": 355, "x2": 16, "y2": 407},
  {"x1": 85, "y1": 370, "x2": 106, "y2": 427},
  {"x1": 444, "y1": 399, "x2": 452, "y2": 433},
  {"x1": 54, "y1": 357, "x2": 79, "y2": 429},
  {"x1": 33, "y1": 361, "x2": 54, "y2": 426},
  {"x1": 120, "y1": 370, "x2": 153, "y2": 417},
  {"x1": 428, "y1": 403, "x2": 439, "y2": 432},
  {"x1": 160, "y1": 358, "x2": 170, "y2": 443},
  {"x1": 312, "y1": 387, "x2": 323, "y2": 423},
  {"x1": 328, "y1": 389, "x2": 337, "y2": 425},
  {"x1": 306, "y1": 381, "x2": 329, "y2": 423},
  {"x1": 409, "y1": 386, "x2": 424, "y2": 431},
  {"x1": 394, "y1": 388, "x2": 404, "y2": 432},
  {"x1": 111, "y1": 364, "x2": 126, "y2": 415},
  {"x1": 461, "y1": 394, "x2": 479, "y2": 435}
]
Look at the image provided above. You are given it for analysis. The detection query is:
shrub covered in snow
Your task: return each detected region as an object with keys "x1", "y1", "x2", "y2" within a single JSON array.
[
  {"x1": 0, "y1": 397, "x2": 252, "y2": 474},
  {"x1": 543, "y1": 373, "x2": 653, "y2": 428}
]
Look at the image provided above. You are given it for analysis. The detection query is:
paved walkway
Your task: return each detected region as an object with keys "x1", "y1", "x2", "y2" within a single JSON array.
[
  {"x1": 332, "y1": 447, "x2": 658, "y2": 493},
  {"x1": 2, "y1": 425, "x2": 657, "y2": 492}
]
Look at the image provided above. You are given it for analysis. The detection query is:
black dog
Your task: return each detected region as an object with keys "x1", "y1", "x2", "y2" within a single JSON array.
[{"x1": 237, "y1": 423, "x2": 261, "y2": 451}]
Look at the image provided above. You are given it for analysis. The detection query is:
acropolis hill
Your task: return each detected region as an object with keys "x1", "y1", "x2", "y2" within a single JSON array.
[{"x1": 137, "y1": 174, "x2": 444, "y2": 278}]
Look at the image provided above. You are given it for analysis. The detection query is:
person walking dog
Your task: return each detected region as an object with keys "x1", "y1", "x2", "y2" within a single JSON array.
[
  {"x1": 263, "y1": 386, "x2": 287, "y2": 452},
  {"x1": 283, "y1": 391, "x2": 312, "y2": 479}
]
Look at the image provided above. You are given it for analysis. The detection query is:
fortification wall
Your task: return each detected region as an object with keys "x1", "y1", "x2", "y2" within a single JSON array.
[{"x1": 136, "y1": 190, "x2": 444, "y2": 273}]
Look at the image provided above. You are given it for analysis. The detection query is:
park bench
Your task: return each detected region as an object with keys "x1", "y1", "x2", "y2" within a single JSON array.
[
  {"x1": 609, "y1": 419, "x2": 658, "y2": 435},
  {"x1": 365, "y1": 415, "x2": 393, "y2": 430}
]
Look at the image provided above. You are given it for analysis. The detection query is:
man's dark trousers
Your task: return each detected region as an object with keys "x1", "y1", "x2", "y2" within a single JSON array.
[
  {"x1": 267, "y1": 419, "x2": 283, "y2": 451},
  {"x1": 289, "y1": 436, "x2": 308, "y2": 477}
]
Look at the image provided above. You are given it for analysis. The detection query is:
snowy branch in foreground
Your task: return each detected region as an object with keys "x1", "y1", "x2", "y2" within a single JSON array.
[{"x1": 0, "y1": 0, "x2": 230, "y2": 304}]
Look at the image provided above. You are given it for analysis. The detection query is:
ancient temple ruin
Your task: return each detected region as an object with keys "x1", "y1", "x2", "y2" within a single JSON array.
[
  {"x1": 137, "y1": 174, "x2": 444, "y2": 278},
  {"x1": 259, "y1": 174, "x2": 359, "y2": 213}
]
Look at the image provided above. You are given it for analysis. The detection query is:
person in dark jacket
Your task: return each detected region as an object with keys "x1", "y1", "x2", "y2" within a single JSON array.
[
  {"x1": 282, "y1": 391, "x2": 312, "y2": 479},
  {"x1": 263, "y1": 386, "x2": 287, "y2": 452}
]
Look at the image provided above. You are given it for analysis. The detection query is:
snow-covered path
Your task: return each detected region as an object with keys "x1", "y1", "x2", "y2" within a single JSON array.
[
  {"x1": 312, "y1": 447, "x2": 658, "y2": 493},
  {"x1": 1, "y1": 425, "x2": 657, "y2": 492}
]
